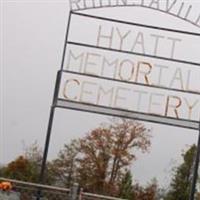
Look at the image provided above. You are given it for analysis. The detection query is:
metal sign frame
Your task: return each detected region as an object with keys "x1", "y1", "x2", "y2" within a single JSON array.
[{"x1": 37, "y1": 7, "x2": 200, "y2": 200}]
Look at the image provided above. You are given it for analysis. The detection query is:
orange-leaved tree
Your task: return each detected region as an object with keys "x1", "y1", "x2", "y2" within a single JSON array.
[{"x1": 55, "y1": 118, "x2": 151, "y2": 196}]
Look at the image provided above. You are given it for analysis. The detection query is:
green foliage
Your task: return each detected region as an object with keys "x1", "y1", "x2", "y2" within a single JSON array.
[
  {"x1": 0, "y1": 165, "x2": 5, "y2": 177},
  {"x1": 165, "y1": 145, "x2": 197, "y2": 200},
  {"x1": 119, "y1": 170, "x2": 133, "y2": 200}
]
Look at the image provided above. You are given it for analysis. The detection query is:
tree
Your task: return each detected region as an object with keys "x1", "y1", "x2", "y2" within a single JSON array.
[
  {"x1": 165, "y1": 145, "x2": 197, "y2": 200},
  {"x1": 0, "y1": 141, "x2": 53, "y2": 184},
  {"x1": 49, "y1": 139, "x2": 79, "y2": 187},
  {"x1": 1, "y1": 119, "x2": 151, "y2": 198},
  {"x1": 55, "y1": 118, "x2": 151, "y2": 195},
  {"x1": 1, "y1": 156, "x2": 33, "y2": 181},
  {"x1": 133, "y1": 179, "x2": 158, "y2": 200},
  {"x1": 0, "y1": 164, "x2": 5, "y2": 177},
  {"x1": 119, "y1": 170, "x2": 133, "y2": 200}
]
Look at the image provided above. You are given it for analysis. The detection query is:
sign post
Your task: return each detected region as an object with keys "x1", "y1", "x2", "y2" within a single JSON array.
[
  {"x1": 36, "y1": 71, "x2": 60, "y2": 200},
  {"x1": 189, "y1": 123, "x2": 200, "y2": 200}
]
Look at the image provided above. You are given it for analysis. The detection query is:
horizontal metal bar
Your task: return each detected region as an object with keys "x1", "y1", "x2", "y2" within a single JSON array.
[
  {"x1": 56, "y1": 99, "x2": 199, "y2": 130},
  {"x1": 0, "y1": 177, "x2": 70, "y2": 192}
]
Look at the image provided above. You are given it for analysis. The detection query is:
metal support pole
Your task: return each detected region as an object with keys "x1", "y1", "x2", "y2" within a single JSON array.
[
  {"x1": 36, "y1": 106, "x2": 55, "y2": 200},
  {"x1": 36, "y1": 71, "x2": 61, "y2": 200},
  {"x1": 69, "y1": 183, "x2": 79, "y2": 200},
  {"x1": 189, "y1": 122, "x2": 200, "y2": 200}
]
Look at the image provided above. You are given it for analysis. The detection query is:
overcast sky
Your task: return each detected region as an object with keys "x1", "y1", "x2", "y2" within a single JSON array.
[{"x1": 1, "y1": 0, "x2": 200, "y2": 188}]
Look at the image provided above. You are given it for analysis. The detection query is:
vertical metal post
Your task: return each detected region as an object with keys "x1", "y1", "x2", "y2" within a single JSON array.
[
  {"x1": 189, "y1": 122, "x2": 200, "y2": 200},
  {"x1": 69, "y1": 183, "x2": 79, "y2": 200},
  {"x1": 36, "y1": 106, "x2": 55, "y2": 200},
  {"x1": 36, "y1": 71, "x2": 61, "y2": 200}
]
